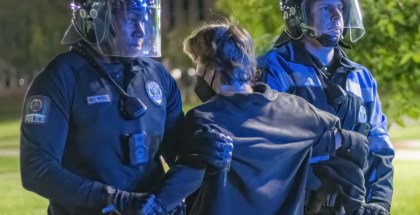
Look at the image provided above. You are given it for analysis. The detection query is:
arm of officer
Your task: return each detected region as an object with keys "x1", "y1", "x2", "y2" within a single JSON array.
[
  {"x1": 364, "y1": 79, "x2": 394, "y2": 212},
  {"x1": 305, "y1": 104, "x2": 368, "y2": 214},
  {"x1": 20, "y1": 59, "x2": 109, "y2": 209},
  {"x1": 158, "y1": 64, "x2": 185, "y2": 167}
]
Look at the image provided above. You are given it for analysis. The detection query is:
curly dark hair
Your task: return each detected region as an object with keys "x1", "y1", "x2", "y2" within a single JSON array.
[{"x1": 183, "y1": 20, "x2": 256, "y2": 86}]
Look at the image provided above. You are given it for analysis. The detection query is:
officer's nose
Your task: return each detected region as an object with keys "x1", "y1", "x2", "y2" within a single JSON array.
[
  {"x1": 330, "y1": 7, "x2": 343, "y2": 21},
  {"x1": 133, "y1": 21, "x2": 145, "y2": 39}
]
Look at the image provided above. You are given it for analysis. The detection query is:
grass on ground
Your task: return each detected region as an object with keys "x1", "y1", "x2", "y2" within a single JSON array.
[
  {"x1": 0, "y1": 156, "x2": 418, "y2": 214},
  {"x1": 0, "y1": 119, "x2": 21, "y2": 149},
  {"x1": 389, "y1": 122, "x2": 420, "y2": 141},
  {"x1": 0, "y1": 96, "x2": 23, "y2": 149}
]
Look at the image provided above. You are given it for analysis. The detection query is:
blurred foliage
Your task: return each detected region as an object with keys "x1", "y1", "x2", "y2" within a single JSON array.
[
  {"x1": 352, "y1": 0, "x2": 420, "y2": 126},
  {"x1": 0, "y1": 0, "x2": 69, "y2": 75},
  {"x1": 1, "y1": 0, "x2": 419, "y2": 125},
  {"x1": 215, "y1": 0, "x2": 284, "y2": 55},
  {"x1": 216, "y1": 0, "x2": 420, "y2": 126}
]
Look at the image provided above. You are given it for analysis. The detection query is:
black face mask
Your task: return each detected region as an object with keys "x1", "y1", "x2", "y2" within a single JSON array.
[{"x1": 194, "y1": 73, "x2": 216, "y2": 103}]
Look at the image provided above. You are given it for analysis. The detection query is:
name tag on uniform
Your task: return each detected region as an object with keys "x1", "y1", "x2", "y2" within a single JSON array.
[{"x1": 87, "y1": 95, "x2": 111, "y2": 105}]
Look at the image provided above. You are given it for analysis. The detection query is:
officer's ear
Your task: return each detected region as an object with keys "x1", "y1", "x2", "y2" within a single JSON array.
[{"x1": 253, "y1": 67, "x2": 267, "y2": 83}]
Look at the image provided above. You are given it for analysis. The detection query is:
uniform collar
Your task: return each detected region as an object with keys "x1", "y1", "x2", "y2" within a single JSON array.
[{"x1": 289, "y1": 40, "x2": 356, "y2": 71}]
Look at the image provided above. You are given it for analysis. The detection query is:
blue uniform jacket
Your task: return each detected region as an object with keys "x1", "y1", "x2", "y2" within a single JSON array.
[
  {"x1": 20, "y1": 48, "x2": 184, "y2": 214},
  {"x1": 153, "y1": 84, "x2": 340, "y2": 215},
  {"x1": 257, "y1": 40, "x2": 394, "y2": 208}
]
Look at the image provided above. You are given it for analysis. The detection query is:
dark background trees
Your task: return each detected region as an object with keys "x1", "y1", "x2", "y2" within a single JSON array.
[
  {"x1": 0, "y1": 0, "x2": 419, "y2": 124},
  {"x1": 0, "y1": 0, "x2": 69, "y2": 79}
]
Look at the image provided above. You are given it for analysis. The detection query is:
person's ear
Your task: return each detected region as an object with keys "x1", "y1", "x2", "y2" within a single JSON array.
[{"x1": 195, "y1": 64, "x2": 206, "y2": 77}]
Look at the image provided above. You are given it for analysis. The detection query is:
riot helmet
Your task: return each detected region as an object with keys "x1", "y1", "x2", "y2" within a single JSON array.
[
  {"x1": 62, "y1": 0, "x2": 161, "y2": 57},
  {"x1": 280, "y1": 0, "x2": 365, "y2": 46}
]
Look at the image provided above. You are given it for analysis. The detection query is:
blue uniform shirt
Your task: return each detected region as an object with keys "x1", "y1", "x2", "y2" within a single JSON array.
[
  {"x1": 20, "y1": 48, "x2": 184, "y2": 214},
  {"x1": 257, "y1": 40, "x2": 394, "y2": 208}
]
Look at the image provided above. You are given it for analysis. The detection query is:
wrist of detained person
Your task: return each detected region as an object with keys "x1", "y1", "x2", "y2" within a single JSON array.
[
  {"x1": 334, "y1": 128, "x2": 343, "y2": 150},
  {"x1": 174, "y1": 153, "x2": 208, "y2": 169}
]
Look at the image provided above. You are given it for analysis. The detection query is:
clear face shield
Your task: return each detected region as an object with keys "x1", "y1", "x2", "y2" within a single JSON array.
[
  {"x1": 91, "y1": 0, "x2": 161, "y2": 57},
  {"x1": 300, "y1": 0, "x2": 365, "y2": 42}
]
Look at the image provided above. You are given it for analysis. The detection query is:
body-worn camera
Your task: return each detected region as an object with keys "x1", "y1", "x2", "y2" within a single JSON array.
[{"x1": 123, "y1": 132, "x2": 149, "y2": 166}]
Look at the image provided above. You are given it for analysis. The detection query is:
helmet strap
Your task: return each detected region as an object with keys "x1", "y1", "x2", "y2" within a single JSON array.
[
  {"x1": 316, "y1": 34, "x2": 340, "y2": 47},
  {"x1": 300, "y1": 23, "x2": 340, "y2": 47}
]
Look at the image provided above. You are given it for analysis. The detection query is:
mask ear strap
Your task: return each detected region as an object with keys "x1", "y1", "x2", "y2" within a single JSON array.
[
  {"x1": 209, "y1": 70, "x2": 217, "y2": 89},
  {"x1": 201, "y1": 68, "x2": 208, "y2": 77},
  {"x1": 201, "y1": 67, "x2": 216, "y2": 89}
]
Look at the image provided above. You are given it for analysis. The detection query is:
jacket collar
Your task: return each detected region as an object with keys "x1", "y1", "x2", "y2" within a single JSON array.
[
  {"x1": 219, "y1": 83, "x2": 278, "y2": 106},
  {"x1": 287, "y1": 40, "x2": 356, "y2": 71}
]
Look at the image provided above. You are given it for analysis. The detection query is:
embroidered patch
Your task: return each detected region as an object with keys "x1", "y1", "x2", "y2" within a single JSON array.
[
  {"x1": 145, "y1": 81, "x2": 163, "y2": 106},
  {"x1": 23, "y1": 96, "x2": 51, "y2": 124},
  {"x1": 358, "y1": 105, "x2": 367, "y2": 123},
  {"x1": 87, "y1": 95, "x2": 111, "y2": 105}
]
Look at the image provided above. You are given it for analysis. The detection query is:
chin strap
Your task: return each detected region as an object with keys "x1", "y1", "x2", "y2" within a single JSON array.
[
  {"x1": 338, "y1": 40, "x2": 353, "y2": 49},
  {"x1": 275, "y1": 30, "x2": 352, "y2": 50},
  {"x1": 316, "y1": 34, "x2": 340, "y2": 47}
]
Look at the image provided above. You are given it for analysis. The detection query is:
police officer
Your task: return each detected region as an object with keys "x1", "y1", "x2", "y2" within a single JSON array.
[
  {"x1": 257, "y1": 0, "x2": 394, "y2": 214},
  {"x1": 20, "y1": 1, "x2": 227, "y2": 214}
]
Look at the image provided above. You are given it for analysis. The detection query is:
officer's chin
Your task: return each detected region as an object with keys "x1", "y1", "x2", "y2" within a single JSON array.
[{"x1": 123, "y1": 46, "x2": 142, "y2": 58}]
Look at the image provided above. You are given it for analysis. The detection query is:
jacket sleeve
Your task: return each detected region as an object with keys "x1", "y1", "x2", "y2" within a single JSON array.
[
  {"x1": 307, "y1": 103, "x2": 340, "y2": 163},
  {"x1": 153, "y1": 109, "x2": 206, "y2": 212},
  {"x1": 364, "y1": 77, "x2": 394, "y2": 209},
  {"x1": 20, "y1": 58, "x2": 107, "y2": 209}
]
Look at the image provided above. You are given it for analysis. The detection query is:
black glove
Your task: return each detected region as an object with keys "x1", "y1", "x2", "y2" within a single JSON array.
[
  {"x1": 187, "y1": 126, "x2": 234, "y2": 170},
  {"x1": 167, "y1": 202, "x2": 186, "y2": 215},
  {"x1": 103, "y1": 186, "x2": 165, "y2": 215},
  {"x1": 306, "y1": 185, "x2": 338, "y2": 214},
  {"x1": 353, "y1": 202, "x2": 390, "y2": 215},
  {"x1": 311, "y1": 157, "x2": 366, "y2": 215},
  {"x1": 139, "y1": 194, "x2": 167, "y2": 215},
  {"x1": 337, "y1": 129, "x2": 369, "y2": 169}
]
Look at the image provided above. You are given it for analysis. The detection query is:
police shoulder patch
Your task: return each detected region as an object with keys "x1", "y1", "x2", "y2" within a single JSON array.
[
  {"x1": 358, "y1": 105, "x2": 367, "y2": 123},
  {"x1": 23, "y1": 95, "x2": 51, "y2": 124},
  {"x1": 145, "y1": 81, "x2": 163, "y2": 106}
]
